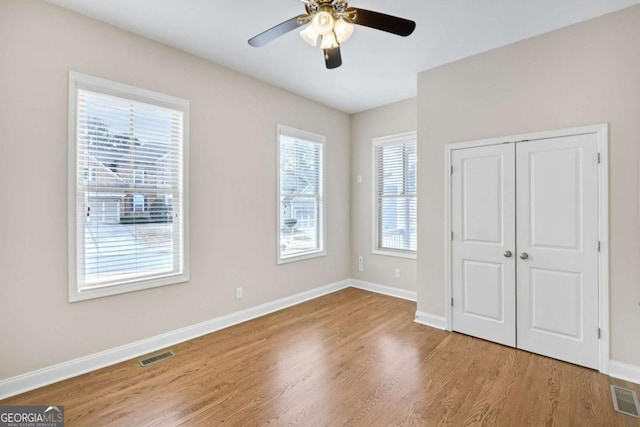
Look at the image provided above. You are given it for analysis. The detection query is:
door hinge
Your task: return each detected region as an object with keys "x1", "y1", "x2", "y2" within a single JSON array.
[
  {"x1": 597, "y1": 153, "x2": 601, "y2": 164},
  {"x1": 451, "y1": 297, "x2": 454, "y2": 307},
  {"x1": 451, "y1": 165, "x2": 453, "y2": 175},
  {"x1": 598, "y1": 328, "x2": 602, "y2": 339},
  {"x1": 451, "y1": 231, "x2": 454, "y2": 241},
  {"x1": 598, "y1": 241, "x2": 601, "y2": 252}
]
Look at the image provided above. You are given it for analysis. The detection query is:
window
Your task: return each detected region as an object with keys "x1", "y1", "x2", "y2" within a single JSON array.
[
  {"x1": 373, "y1": 131, "x2": 417, "y2": 256},
  {"x1": 134, "y1": 169, "x2": 145, "y2": 184},
  {"x1": 68, "y1": 72, "x2": 189, "y2": 301},
  {"x1": 132, "y1": 194, "x2": 145, "y2": 212},
  {"x1": 277, "y1": 125, "x2": 325, "y2": 263}
]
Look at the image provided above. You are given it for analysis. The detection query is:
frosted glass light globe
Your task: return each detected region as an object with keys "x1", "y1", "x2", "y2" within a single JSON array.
[
  {"x1": 300, "y1": 25, "x2": 319, "y2": 46},
  {"x1": 312, "y1": 11, "x2": 334, "y2": 36},
  {"x1": 320, "y1": 32, "x2": 339, "y2": 49},
  {"x1": 333, "y1": 18, "x2": 354, "y2": 43}
]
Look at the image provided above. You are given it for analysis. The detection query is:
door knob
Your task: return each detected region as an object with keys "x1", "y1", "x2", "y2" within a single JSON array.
[
  {"x1": 520, "y1": 252, "x2": 529, "y2": 260},
  {"x1": 504, "y1": 250, "x2": 512, "y2": 258}
]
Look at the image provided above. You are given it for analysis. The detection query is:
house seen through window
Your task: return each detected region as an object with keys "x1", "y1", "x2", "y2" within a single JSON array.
[
  {"x1": 278, "y1": 125, "x2": 325, "y2": 263},
  {"x1": 69, "y1": 72, "x2": 189, "y2": 301},
  {"x1": 374, "y1": 132, "x2": 417, "y2": 255}
]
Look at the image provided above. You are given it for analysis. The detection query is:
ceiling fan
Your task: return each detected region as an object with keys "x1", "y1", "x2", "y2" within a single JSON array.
[{"x1": 248, "y1": 0, "x2": 416, "y2": 69}]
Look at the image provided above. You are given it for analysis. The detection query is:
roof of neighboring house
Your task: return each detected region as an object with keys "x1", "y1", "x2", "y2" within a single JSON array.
[
  {"x1": 88, "y1": 133, "x2": 170, "y2": 184},
  {"x1": 281, "y1": 173, "x2": 316, "y2": 204},
  {"x1": 89, "y1": 134, "x2": 168, "y2": 165}
]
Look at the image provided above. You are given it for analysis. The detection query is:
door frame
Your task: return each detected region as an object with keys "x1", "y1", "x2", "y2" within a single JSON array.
[{"x1": 443, "y1": 124, "x2": 609, "y2": 374}]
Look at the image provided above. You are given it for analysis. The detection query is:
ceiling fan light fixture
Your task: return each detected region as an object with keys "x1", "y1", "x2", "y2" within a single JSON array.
[
  {"x1": 247, "y1": 0, "x2": 417, "y2": 70},
  {"x1": 312, "y1": 11, "x2": 334, "y2": 35},
  {"x1": 320, "y1": 32, "x2": 339, "y2": 49},
  {"x1": 333, "y1": 18, "x2": 354, "y2": 43},
  {"x1": 300, "y1": 24, "x2": 319, "y2": 46}
]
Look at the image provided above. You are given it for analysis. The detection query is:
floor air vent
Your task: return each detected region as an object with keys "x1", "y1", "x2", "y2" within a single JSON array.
[
  {"x1": 139, "y1": 350, "x2": 175, "y2": 367},
  {"x1": 611, "y1": 385, "x2": 640, "y2": 418}
]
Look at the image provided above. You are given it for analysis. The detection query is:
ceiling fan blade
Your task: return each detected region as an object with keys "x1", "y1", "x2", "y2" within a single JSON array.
[
  {"x1": 324, "y1": 46, "x2": 342, "y2": 69},
  {"x1": 248, "y1": 15, "x2": 307, "y2": 47},
  {"x1": 348, "y1": 8, "x2": 416, "y2": 37}
]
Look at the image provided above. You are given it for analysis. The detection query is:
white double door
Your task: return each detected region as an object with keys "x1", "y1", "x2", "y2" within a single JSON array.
[{"x1": 451, "y1": 133, "x2": 600, "y2": 369}]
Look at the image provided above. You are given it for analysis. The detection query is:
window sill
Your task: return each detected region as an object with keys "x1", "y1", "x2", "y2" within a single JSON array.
[
  {"x1": 277, "y1": 250, "x2": 326, "y2": 265},
  {"x1": 372, "y1": 249, "x2": 417, "y2": 260},
  {"x1": 69, "y1": 272, "x2": 189, "y2": 302}
]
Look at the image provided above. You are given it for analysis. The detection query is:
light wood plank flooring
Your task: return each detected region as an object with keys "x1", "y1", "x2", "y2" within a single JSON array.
[{"x1": 2, "y1": 288, "x2": 639, "y2": 426}]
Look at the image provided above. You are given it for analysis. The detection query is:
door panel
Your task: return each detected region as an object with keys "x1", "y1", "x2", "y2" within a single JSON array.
[
  {"x1": 462, "y1": 155, "x2": 505, "y2": 244},
  {"x1": 451, "y1": 144, "x2": 516, "y2": 347},
  {"x1": 529, "y1": 268, "x2": 582, "y2": 339},
  {"x1": 528, "y1": 147, "x2": 582, "y2": 250},
  {"x1": 516, "y1": 135, "x2": 599, "y2": 369},
  {"x1": 463, "y1": 260, "x2": 504, "y2": 321}
]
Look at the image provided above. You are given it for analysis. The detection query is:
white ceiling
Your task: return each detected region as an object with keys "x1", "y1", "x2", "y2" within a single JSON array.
[{"x1": 45, "y1": 0, "x2": 639, "y2": 114}]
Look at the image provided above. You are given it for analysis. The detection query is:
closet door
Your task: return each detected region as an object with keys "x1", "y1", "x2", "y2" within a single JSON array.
[
  {"x1": 451, "y1": 144, "x2": 516, "y2": 347},
  {"x1": 516, "y1": 135, "x2": 599, "y2": 369}
]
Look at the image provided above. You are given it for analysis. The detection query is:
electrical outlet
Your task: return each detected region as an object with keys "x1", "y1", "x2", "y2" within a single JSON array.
[
  {"x1": 236, "y1": 287, "x2": 243, "y2": 299},
  {"x1": 358, "y1": 256, "x2": 363, "y2": 264},
  {"x1": 357, "y1": 175, "x2": 363, "y2": 184},
  {"x1": 358, "y1": 263, "x2": 364, "y2": 272},
  {"x1": 394, "y1": 268, "x2": 401, "y2": 278}
]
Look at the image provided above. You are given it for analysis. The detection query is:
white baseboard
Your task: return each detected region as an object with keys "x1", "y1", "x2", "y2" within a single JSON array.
[
  {"x1": 350, "y1": 279, "x2": 417, "y2": 301},
  {"x1": 609, "y1": 360, "x2": 640, "y2": 385},
  {"x1": 414, "y1": 311, "x2": 448, "y2": 330},
  {"x1": 10, "y1": 277, "x2": 631, "y2": 400},
  {"x1": 0, "y1": 279, "x2": 351, "y2": 400}
]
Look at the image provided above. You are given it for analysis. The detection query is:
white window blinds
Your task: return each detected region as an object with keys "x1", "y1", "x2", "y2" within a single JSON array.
[
  {"x1": 374, "y1": 133, "x2": 417, "y2": 253},
  {"x1": 278, "y1": 125, "x2": 325, "y2": 262},
  {"x1": 69, "y1": 72, "x2": 189, "y2": 301}
]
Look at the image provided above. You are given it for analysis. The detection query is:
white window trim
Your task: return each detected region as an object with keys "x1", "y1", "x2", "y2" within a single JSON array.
[
  {"x1": 68, "y1": 71, "x2": 190, "y2": 302},
  {"x1": 371, "y1": 131, "x2": 417, "y2": 259},
  {"x1": 276, "y1": 124, "x2": 326, "y2": 264}
]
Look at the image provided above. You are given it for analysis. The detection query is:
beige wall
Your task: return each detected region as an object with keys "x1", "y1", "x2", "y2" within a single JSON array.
[
  {"x1": 351, "y1": 99, "x2": 417, "y2": 291},
  {"x1": 417, "y1": 5, "x2": 640, "y2": 365},
  {"x1": 0, "y1": 0, "x2": 350, "y2": 379},
  {"x1": 2, "y1": 0, "x2": 638, "y2": 383}
]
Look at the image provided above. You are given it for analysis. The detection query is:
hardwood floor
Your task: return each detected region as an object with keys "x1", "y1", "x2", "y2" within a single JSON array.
[{"x1": 2, "y1": 288, "x2": 639, "y2": 426}]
